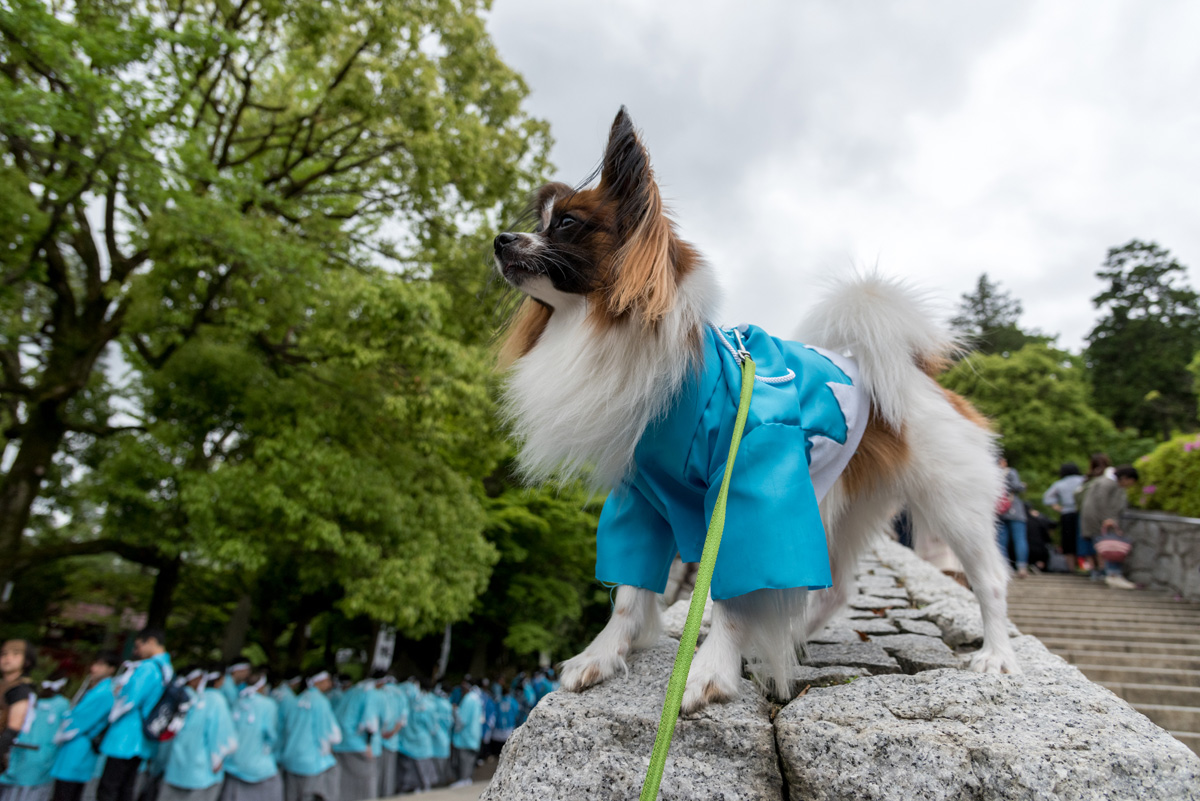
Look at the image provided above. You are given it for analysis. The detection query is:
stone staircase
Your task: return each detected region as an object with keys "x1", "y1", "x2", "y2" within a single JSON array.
[{"x1": 1007, "y1": 572, "x2": 1200, "y2": 755}]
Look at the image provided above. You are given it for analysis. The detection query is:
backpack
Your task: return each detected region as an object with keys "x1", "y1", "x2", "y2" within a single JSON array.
[{"x1": 142, "y1": 668, "x2": 191, "y2": 742}]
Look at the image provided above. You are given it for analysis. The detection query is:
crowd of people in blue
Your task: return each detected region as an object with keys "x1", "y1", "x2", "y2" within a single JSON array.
[{"x1": 0, "y1": 631, "x2": 560, "y2": 801}]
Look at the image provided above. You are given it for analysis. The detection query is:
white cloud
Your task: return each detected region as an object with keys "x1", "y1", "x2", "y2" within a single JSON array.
[{"x1": 487, "y1": 0, "x2": 1200, "y2": 350}]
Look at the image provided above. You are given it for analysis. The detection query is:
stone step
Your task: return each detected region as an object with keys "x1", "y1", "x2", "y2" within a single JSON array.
[
  {"x1": 1039, "y1": 637, "x2": 1200, "y2": 656},
  {"x1": 1018, "y1": 625, "x2": 1200, "y2": 645},
  {"x1": 1101, "y1": 682, "x2": 1200, "y2": 707},
  {"x1": 1134, "y1": 703, "x2": 1200, "y2": 733},
  {"x1": 1017, "y1": 618, "x2": 1200, "y2": 633},
  {"x1": 1071, "y1": 664, "x2": 1200, "y2": 688},
  {"x1": 1052, "y1": 650, "x2": 1200, "y2": 671},
  {"x1": 1008, "y1": 607, "x2": 1200, "y2": 624}
]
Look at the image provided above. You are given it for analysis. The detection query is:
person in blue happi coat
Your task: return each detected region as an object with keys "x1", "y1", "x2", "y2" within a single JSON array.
[
  {"x1": 0, "y1": 674, "x2": 70, "y2": 801},
  {"x1": 448, "y1": 681, "x2": 483, "y2": 788},
  {"x1": 158, "y1": 669, "x2": 237, "y2": 801},
  {"x1": 277, "y1": 671, "x2": 341, "y2": 801},
  {"x1": 220, "y1": 673, "x2": 281, "y2": 801},
  {"x1": 97, "y1": 628, "x2": 173, "y2": 801},
  {"x1": 330, "y1": 674, "x2": 383, "y2": 801},
  {"x1": 393, "y1": 680, "x2": 428, "y2": 794},
  {"x1": 429, "y1": 690, "x2": 452, "y2": 788},
  {"x1": 220, "y1": 665, "x2": 251, "y2": 713},
  {"x1": 50, "y1": 652, "x2": 119, "y2": 801},
  {"x1": 373, "y1": 675, "x2": 405, "y2": 799}
]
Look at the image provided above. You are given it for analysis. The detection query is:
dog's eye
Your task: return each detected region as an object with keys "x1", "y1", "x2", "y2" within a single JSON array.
[{"x1": 557, "y1": 215, "x2": 578, "y2": 229}]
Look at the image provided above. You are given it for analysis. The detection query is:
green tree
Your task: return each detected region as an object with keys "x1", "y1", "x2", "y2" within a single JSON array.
[
  {"x1": 0, "y1": 0, "x2": 548, "y2": 607},
  {"x1": 1085, "y1": 241, "x2": 1200, "y2": 439},
  {"x1": 940, "y1": 344, "x2": 1147, "y2": 495},
  {"x1": 950, "y1": 273, "x2": 1050, "y2": 356}
]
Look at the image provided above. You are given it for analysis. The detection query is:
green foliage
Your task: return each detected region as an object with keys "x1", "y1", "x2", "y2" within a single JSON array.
[
  {"x1": 1084, "y1": 241, "x2": 1200, "y2": 439},
  {"x1": 940, "y1": 344, "x2": 1131, "y2": 497},
  {"x1": 0, "y1": 0, "x2": 549, "y2": 654},
  {"x1": 1134, "y1": 433, "x2": 1200, "y2": 518},
  {"x1": 950, "y1": 273, "x2": 1052, "y2": 355},
  {"x1": 470, "y1": 472, "x2": 606, "y2": 661}
]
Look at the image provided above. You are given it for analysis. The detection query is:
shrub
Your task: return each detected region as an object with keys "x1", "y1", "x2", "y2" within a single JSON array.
[{"x1": 1135, "y1": 433, "x2": 1200, "y2": 518}]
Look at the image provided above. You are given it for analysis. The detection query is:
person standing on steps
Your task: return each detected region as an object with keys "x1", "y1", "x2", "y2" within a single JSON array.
[{"x1": 995, "y1": 455, "x2": 1030, "y2": 579}]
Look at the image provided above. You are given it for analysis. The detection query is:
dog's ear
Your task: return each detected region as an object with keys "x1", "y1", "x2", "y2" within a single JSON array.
[
  {"x1": 598, "y1": 107, "x2": 650, "y2": 220},
  {"x1": 597, "y1": 107, "x2": 676, "y2": 324}
]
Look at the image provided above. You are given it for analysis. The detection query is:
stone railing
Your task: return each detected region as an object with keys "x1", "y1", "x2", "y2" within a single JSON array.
[
  {"x1": 1123, "y1": 509, "x2": 1200, "y2": 600},
  {"x1": 481, "y1": 537, "x2": 1200, "y2": 801}
]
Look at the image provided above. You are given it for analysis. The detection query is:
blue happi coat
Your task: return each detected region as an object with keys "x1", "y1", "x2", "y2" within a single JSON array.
[
  {"x1": 451, "y1": 689, "x2": 484, "y2": 752},
  {"x1": 0, "y1": 694, "x2": 69, "y2": 787},
  {"x1": 277, "y1": 687, "x2": 340, "y2": 777},
  {"x1": 163, "y1": 687, "x2": 238, "y2": 791},
  {"x1": 51, "y1": 678, "x2": 115, "y2": 784},
  {"x1": 226, "y1": 692, "x2": 280, "y2": 784},
  {"x1": 430, "y1": 695, "x2": 452, "y2": 759},
  {"x1": 596, "y1": 324, "x2": 867, "y2": 600},
  {"x1": 396, "y1": 687, "x2": 433, "y2": 760},
  {"x1": 379, "y1": 684, "x2": 408, "y2": 755},
  {"x1": 331, "y1": 681, "x2": 382, "y2": 755},
  {"x1": 100, "y1": 652, "x2": 174, "y2": 760}
]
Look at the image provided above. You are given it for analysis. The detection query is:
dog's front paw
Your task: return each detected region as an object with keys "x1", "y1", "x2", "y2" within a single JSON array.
[
  {"x1": 680, "y1": 668, "x2": 740, "y2": 715},
  {"x1": 969, "y1": 643, "x2": 1022, "y2": 675},
  {"x1": 560, "y1": 648, "x2": 628, "y2": 692}
]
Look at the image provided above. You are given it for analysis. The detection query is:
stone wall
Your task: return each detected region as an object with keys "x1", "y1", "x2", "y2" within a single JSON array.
[
  {"x1": 481, "y1": 537, "x2": 1200, "y2": 801},
  {"x1": 1123, "y1": 509, "x2": 1200, "y2": 600}
]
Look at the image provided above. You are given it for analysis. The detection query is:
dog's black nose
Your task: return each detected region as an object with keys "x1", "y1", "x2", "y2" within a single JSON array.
[{"x1": 494, "y1": 232, "x2": 519, "y2": 253}]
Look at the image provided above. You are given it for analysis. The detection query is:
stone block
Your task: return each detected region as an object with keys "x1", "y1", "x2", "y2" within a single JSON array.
[
  {"x1": 776, "y1": 637, "x2": 1200, "y2": 801},
  {"x1": 803, "y1": 643, "x2": 901, "y2": 675},
  {"x1": 481, "y1": 637, "x2": 782, "y2": 801}
]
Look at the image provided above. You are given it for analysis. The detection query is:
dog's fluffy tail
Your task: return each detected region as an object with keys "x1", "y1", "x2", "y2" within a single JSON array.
[{"x1": 795, "y1": 274, "x2": 958, "y2": 431}]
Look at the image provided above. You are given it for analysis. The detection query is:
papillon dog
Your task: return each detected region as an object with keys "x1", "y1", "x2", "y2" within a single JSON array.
[{"x1": 492, "y1": 108, "x2": 1019, "y2": 714}]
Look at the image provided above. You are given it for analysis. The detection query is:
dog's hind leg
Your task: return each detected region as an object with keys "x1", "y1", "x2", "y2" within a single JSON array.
[
  {"x1": 682, "y1": 587, "x2": 805, "y2": 714},
  {"x1": 804, "y1": 482, "x2": 900, "y2": 641},
  {"x1": 560, "y1": 585, "x2": 661, "y2": 692},
  {"x1": 903, "y1": 402, "x2": 1020, "y2": 674}
]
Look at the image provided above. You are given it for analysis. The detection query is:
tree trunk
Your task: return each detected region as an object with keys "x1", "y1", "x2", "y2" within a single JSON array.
[
  {"x1": 145, "y1": 557, "x2": 182, "y2": 630},
  {"x1": 221, "y1": 593, "x2": 254, "y2": 663},
  {"x1": 0, "y1": 403, "x2": 67, "y2": 595}
]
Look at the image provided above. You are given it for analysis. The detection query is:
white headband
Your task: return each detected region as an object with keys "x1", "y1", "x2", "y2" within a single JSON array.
[
  {"x1": 42, "y1": 678, "x2": 68, "y2": 692},
  {"x1": 240, "y1": 676, "x2": 267, "y2": 697},
  {"x1": 184, "y1": 669, "x2": 206, "y2": 683},
  {"x1": 228, "y1": 662, "x2": 251, "y2": 672},
  {"x1": 205, "y1": 670, "x2": 222, "y2": 682},
  {"x1": 306, "y1": 671, "x2": 330, "y2": 688}
]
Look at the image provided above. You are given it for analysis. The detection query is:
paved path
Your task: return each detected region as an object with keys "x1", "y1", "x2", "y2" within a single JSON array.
[
  {"x1": 1007, "y1": 571, "x2": 1200, "y2": 755},
  {"x1": 381, "y1": 761, "x2": 494, "y2": 801}
]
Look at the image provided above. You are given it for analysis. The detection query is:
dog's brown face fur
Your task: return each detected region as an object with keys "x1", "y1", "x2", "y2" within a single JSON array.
[{"x1": 493, "y1": 109, "x2": 700, "y2": 366}]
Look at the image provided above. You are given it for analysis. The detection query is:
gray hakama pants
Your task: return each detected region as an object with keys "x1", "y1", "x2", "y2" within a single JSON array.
[
  {"x1": 282, "y1": 767, "x2": 338, "y2": 801},
  {"x1": 0, "y1": 785, "x2": 53, "y2": 801},
  {"x1": 157, "y1": 783, "x2": 223, "y2": 801},
  {"x1": 334, "y1": 752, "x2": 377, "y2": 801},
  {"x1": 414, "y1": 759, "x2": 439, "y2": 792},
  {"x1": 452, "y1": 748, "x2": 476, "y2": 783},
  {"x1": 218, "y1": 774, "x2": 284, "y2": 801},
  {"x1": 375, "y1": 750, "x2": 398, "y2": 798},
  {"x1": 395, "y1": 755, "x2": 421, "y2": 793}
]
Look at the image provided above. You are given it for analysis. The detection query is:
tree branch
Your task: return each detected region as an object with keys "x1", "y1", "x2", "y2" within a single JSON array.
[{"x1": 16, "y1": 538, "x2": 164, "y2": 571}]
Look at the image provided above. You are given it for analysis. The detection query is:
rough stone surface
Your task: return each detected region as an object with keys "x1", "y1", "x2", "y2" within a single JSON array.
[
  {"x1": 847, "y1": 594, "x2": 910, "y2": 610},
  {"x1": 803, "y1": 642, "x2": 901, "y2": 675},
  {"x1": 481, "y1": 638, "x2": 781, "y2": 801},
  {"x1": 776, "y1": 636, "x2": 1200, "y2": 800},
  {"x1": 483, "y1": 536, "x2": 1200, "y2": 800},
  {"x1": 894, "y1": 618, "x2": 943, "y2": 638}
]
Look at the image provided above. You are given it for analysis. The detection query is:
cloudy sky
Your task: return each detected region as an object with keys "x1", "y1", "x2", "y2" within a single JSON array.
[{"x1": 485, "y1": 0, "x2": 1200, "y2": 352}]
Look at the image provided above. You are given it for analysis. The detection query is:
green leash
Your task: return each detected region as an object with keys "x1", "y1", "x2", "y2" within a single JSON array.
[{"x1": 639, "y1": 354, "x2": 756, "y2": 801}]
